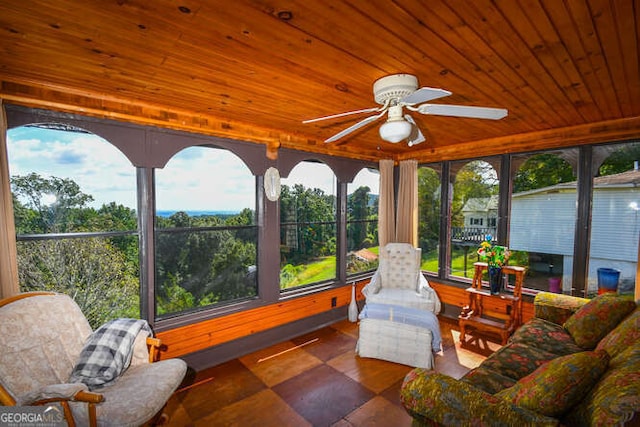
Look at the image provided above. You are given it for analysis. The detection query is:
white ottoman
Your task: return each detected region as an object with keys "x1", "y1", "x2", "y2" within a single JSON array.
[{"x1": 356, "y1": 303, "x2": 441, "y2": 369}]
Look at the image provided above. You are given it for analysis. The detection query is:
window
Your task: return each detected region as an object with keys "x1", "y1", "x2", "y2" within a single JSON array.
[
  {"x1": 418, "y1": 165, "x2": 441, "y2": 274},
  {"x1": 450, "y1": 160, "x2": 499, "y2": 280},
  {"x1": 7, "y1": 124, "x2": 139, "y2": 328},
  {"x1": 279, "y1": 161, "x2": 337, "y2": 290},
  {"x1": 509, "y1": 151, "x2": 578, "y2": 293},
  {"x1": 347, "y1": 168, "x2": 379, "y2": 276},
  {"x1": 587, "y1": 142, "x2": 640, "y2": 296},
  {"x1": 154, "y1": 146, "x2": 257, "y2": 318}
]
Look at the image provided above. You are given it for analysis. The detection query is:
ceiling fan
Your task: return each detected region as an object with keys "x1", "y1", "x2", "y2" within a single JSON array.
[{"x1": 303, "y1": 74, "x2": 508, "y2": 147}]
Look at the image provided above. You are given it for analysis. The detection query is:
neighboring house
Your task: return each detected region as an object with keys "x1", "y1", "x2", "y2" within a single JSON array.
[
  {"x1": 510, "y1": 169, "x2": 640, "y2": 293},
  {"x1": 461, "y1": 195, "x2": 498, "y2": 229}
]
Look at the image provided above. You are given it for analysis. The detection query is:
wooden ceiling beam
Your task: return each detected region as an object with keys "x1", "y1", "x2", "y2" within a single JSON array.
[{"x1": 400, "y1": 116, "x2": 640, "y2": 163}]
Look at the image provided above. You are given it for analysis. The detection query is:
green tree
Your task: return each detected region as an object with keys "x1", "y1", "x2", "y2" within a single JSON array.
[
  {"x1": 347, "y1": 186, "x2": 371, "y2": 251},
  {"x1": 17, "y1": 238, "x2": 138, "y2": 328},
  {"x1": 452, "y1": 161, "x2": 497, "y2": 227},
  {"x1": 599, "y1": 144, "x2": 640, "y2": 176},
  {"x1": 11, "y1": 172, "x2": 94, "y2": 233},
  {"x1": 513, "y1": 154, "x2": 575, "y2": 193}
]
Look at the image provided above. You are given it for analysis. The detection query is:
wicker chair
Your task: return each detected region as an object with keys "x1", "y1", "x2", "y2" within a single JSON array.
[{"x1": 0, "y1": 292, "x2": 187, "y2": 427}]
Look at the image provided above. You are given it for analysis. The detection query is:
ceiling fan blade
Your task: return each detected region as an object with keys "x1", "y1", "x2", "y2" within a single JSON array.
[
  {"x1": 325, "y1": 110, "x2": 387, "y2": 143},
  {"x1": 404, "y1": 114, "x2": 425, "y2": 146},
  {"x1": 401, "y1": 87, "x2": 452, "y2": 105},
  {"x1": 416, "y1": 104, "x2": 508, "y2": 120},
  {"x1": 303, "y1": 107, "x2": 381, "y2": 124}
]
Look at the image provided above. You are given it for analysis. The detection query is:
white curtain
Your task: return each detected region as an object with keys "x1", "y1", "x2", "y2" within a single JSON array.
[
  {"x1": 396, "y1": 159, "x2": 418, "y2": 246},
  {"x1": 378, "y1": 159, "x2": 396, "y2": 247},
  {"x1": 0, "y1": 100, "x2": 19, "y2": 298}
]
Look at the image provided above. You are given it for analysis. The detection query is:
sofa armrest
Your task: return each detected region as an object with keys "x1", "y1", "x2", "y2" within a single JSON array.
[
  {"x1": 534, "y1": 292, "x2": 590, "y2": 325},
  {"x1": 401, "y1": 369, "x2": 559, "y2": 426}
]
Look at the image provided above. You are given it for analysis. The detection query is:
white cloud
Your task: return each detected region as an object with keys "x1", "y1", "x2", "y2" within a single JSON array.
[{"x1": 7, "y1": 127, "x2": 379, "y2": 213}]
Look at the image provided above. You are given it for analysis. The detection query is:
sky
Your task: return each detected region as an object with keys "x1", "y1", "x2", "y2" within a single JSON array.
[{"x1": 7, "y1": 126, "x2": 379, "y2": 212}]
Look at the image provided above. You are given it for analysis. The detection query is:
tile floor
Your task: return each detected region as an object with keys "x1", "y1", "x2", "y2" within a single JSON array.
[{"x1": 164, "y1": 316, "x2": 501, "y2": 426}]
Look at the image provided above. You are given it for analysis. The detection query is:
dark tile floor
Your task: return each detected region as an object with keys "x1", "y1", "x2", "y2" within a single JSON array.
[{"x1": 164, "y1": 316, "x2": 501, "y2": 426}]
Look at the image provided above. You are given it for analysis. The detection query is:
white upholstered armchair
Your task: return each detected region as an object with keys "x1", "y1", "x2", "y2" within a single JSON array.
[
  {"x1": 357, "y1": 243, "x2": 442, "y2": 368},
  {"x1": 362, "y1": 242, "x2": 441, "y2": 314},
  {"x1": 0, "y1": 292, "x2": 187, "y2": 427}
]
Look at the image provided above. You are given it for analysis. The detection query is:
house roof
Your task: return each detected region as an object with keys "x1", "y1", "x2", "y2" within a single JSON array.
[
  {"x1": 513, "y1": 168, "x2": 640, "y2": 197},
  {"x1": 1, "y1": 1, "x2": 639, "y2": 162},
  {"x1": 462, "y1": 195, "x2": 498, "y2": 213}
]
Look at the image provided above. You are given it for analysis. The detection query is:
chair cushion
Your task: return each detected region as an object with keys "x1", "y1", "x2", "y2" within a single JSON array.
[
  {"x1": 0, "y1": 294, "x2": 92, "y2": 399},
  {"x1": 363, "y1": 288, "x2": 436, "y2": 312},
  {"x1": 496, "y1": 350, "x2": 610, "y2": 417},
  {"x1": 69, "y1": 358, "x2": 187, "y2": 427},
  {"x1": 564, "y1": 294, "x2": 637, "y2": 349}
]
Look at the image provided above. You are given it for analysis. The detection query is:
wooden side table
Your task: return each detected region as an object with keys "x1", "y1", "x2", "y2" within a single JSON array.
[{"x1": 458, "y1": 262, "x2": 526, "y2": 345}]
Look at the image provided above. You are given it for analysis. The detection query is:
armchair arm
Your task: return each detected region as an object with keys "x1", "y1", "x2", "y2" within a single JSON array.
[
  {"x1": 534, "y1": 292, "x2": 590, "y2": 325},
  {"x1": 361, "y1": 271, "x2": 382, "y2": 299},
  {"x1": 417, "y1": 275, "x2": 441, "y2": 315},
  {"x1": 17, "y1": 383, "x2": 94, "y2": 406},
  {"x1": 401, "y1": 369, "x2": 559, "y2": 426},
  {"x1": 146, "y1": 336, "x2": 162, "y2": 362},
  {"x1": 18, "y1": 384, "x2": 104, "y2": 427}
]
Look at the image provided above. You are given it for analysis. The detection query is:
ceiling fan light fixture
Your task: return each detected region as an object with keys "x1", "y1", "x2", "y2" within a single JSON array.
[{"x1": 379, "y1": 119, "x2": 412, "y2": 143}]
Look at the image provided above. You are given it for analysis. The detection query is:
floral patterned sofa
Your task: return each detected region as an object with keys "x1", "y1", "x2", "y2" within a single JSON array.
[{"x1": 400, "y1": 292, "x2": 640, "y2": 426}]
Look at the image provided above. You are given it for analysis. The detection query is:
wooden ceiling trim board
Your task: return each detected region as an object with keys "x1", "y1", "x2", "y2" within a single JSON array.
[
  {"x1": 525, "y1": 0, "x2": 603, "y2": 123},
  {"x1": 541, "y1": 0, "x2": 612, "y2": 119},
  {"x1": 0, "y1": 79, "x2": 386, "y2": 162},
  {"x1": 396, "y1": 1, "x2": 549, "y2": 129},
  {"x1": 400, "y1": 116, "x2": 640, "y2": 163},
  {"x1": 259, "y1": 1, "x2": 406, "y2": 74},
  {"x1": 610, "y1": 0, "x2": 640, "y2": 116},
  {"x1": 564, "y1": 0, "x2": 623, "y2": 118},
  {"x1": 589, "y1": 0, "x2": 634, "y2": 117},
  {"x1": 184, "y1": 2, "x2": 377, "y2": 87},
  {"x1": 491, "y1": 1, "x2": 588, "y2": 125},
  {"x1": 480, "y1": 1, "x2": 577, "y2": 126}
]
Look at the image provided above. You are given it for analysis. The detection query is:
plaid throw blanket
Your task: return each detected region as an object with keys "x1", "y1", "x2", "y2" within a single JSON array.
[{"x1": 69, "y1": 318, "x2": 152, "y2": 389}]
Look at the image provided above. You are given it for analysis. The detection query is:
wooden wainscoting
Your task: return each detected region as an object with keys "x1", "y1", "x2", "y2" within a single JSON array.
[
  {"x1": 156, "y1": 280, "x2": 535, "y2": 360},
  {"x1": 156, "y1": 281, "x2": 368, "y2": 359}
]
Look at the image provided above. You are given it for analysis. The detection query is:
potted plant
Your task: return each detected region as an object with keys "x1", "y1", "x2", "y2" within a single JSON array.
[{"x1": 477, "y1": 235, "x2": 511, "y2": 294}]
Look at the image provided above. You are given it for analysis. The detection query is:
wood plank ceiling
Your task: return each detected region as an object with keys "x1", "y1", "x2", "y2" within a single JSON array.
[{"x1": 1, "y1": 0, "x2": 639, "y2": 162}]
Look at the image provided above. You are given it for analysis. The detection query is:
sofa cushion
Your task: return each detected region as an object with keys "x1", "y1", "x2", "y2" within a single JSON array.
[
  {"x1": 496, "y1": 350, "x2": 610, "y2": 418},
  {"x1": 461, "y1": 366, "x2": 517, "y2": 394},
  {"x1": 562, "y1": 344, "x2": 640, "y2": 426},
  {"x1": 564, "y1": 294, "x2": 637, "y2": 349},
  {"x1": 479, "y1": 342, "x2": 559, "y2": 381},
  {"x1": 595, "y1": 308, "x2": 640, "y2": 358},
  {"x1": 508, "y1": 318, "x2": 582, "y2": 356}
]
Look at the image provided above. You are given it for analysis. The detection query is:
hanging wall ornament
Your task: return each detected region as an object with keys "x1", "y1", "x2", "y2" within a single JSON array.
[{"x1": 264, "y1": 167, "x2": 281, "y2": 201}]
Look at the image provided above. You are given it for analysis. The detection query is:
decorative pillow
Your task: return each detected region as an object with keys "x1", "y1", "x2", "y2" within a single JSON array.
[
  {"x1": 564, "y1": 293, "x2": 637, "y2": 349},
  {"x1": 496, "y1": 350, "x2": 610, "y2": 417},
  {"x1": 595, "y1": 308, "x2": 640, "y2": 358}
]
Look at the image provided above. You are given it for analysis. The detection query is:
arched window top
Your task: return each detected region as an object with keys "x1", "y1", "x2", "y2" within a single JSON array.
[
  {"x1": 156, "y1": 145, "x2": 255, "y2": 216},
  {"x1": 7, "y1": 123, "x2": 136, "y2": 213}
]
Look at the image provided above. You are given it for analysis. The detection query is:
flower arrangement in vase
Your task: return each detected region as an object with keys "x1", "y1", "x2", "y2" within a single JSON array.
[{"x1": 477, "y1": 235, "x2": 511, "y2": 295}]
